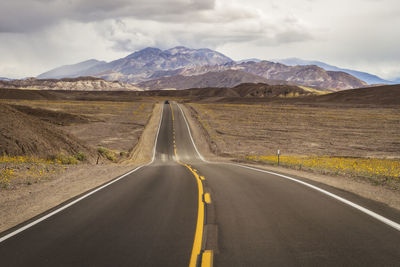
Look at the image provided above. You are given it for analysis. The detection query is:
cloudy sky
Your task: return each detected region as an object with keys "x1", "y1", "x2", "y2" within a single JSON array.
[{"x1": 1, "y1": 0, "x2": 399, "y2": 80}]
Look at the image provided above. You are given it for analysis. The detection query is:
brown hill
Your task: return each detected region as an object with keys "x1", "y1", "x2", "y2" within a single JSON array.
[
  {"x1": 231, "y1": 83, "x2": 314, "y2": 97},
  {"x1": 0, "y1": 82, "x2": 314, "y2": 100},
  {"x1": 304, "y1": 84, "x2": 400, "y2": 105},
  {"x1": 0, "y1": 104, "x2": 94, "y2": 158},
  {"x1": 137, "y1": 70, "x2": 279, "y2": 90},
  {"x1": 0, "y1": 77, "x2": 140, "y2": 91},
  {"x1": 143, "y1": 83, "x2": 315, "y2": 99},
  {"x1": 10, "y1": 105, "x2": 92, "y2": 126}
]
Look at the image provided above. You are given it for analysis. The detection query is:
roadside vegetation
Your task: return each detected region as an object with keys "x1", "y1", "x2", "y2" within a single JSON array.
[
  {"x1": 0, "y1": 154, "x2": 89, "y2": 189},
  {"x1": 244, "y1": 155, "x2": 400, "y2": 185},
  {"x1": 0, "y1": 156, "x2": 63, "y2": 189},
  {"x1": 97, "y1": 147, "x2": 117, "y2": 162}
]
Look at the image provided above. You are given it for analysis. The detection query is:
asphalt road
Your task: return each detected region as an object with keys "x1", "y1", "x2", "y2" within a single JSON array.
[{"x1": 1, "y1": 102, "x2": 400, "y2": 266}]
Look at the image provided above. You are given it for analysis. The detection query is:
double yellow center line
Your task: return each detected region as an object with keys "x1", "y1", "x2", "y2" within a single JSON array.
[{"x1": 169, "y1": 103, "x2": 213, "y2": 267}]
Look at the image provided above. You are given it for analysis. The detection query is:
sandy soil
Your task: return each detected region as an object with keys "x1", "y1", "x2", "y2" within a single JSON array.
[
  {"x1": 126, "y1": 103, "x2": 162, "y2": 165},
  {"x1": 0, "y1": 104, "x2": 94, "y2": 159},
  {"x1": 0, "y1": 101, "x2": 162, "y2": 233},
  {"x1": 1, "y1": 100, "x2": 155, "y2": 155},
  {"x1": 187, "y1": 103, "x2": 400, "y2": 158},
  {"x1": 181, "y1": 103, "x2": 400, "y2": 211}
]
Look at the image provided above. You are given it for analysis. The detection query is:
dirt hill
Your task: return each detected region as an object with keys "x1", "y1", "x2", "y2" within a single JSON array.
[
  {"x1": 2, "y1": 83, "x2": 398, "y2": 106},
  {"x1": 304, "y1": 84, "x2": 400, "y2": 105},
  {"x1": 145, "y1": 83, "x2": 315, "y2": 99},
  {"x1": 0, "y1": 104, "x2": 95, "y2": 158},
  {"x1": 10, "y1": 105, "x2": 92, "y2": 126}
]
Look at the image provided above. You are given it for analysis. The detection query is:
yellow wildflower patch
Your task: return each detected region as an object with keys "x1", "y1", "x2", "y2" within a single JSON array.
[
  {"x1": 0, "y1": 156, "x2": 54, "y2": 165},
  {"x1": 0, "y1": 155, "x2": 66, "y2": 188},
  {"x1": 245, "y1": 155, "x2": 400, "y2": 180}
]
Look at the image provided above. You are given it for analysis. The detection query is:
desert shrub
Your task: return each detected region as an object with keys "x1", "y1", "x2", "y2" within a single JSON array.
[
  {"x1": 97, "y1": 147, "x2": 117, "y2": 162},
  {"x1": 74, "y1": 152, "x2": 87, "y2": 161},
  {"x1": 55, "y1": 153, "x2": 78, "y2": 165}
]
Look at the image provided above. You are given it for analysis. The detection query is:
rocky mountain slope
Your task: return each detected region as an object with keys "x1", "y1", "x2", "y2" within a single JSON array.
[
  {"x1": 137, "y1": 70, "x2": 295, "y2": 90},
  {"x1": 146, "y1": 61, "x2": 366, "y2": 90},
  {"x1": 40, "y1": 47, "x2": 233, "y2": 83},
  {"x1": 276, "y1": 58, "x2": 391, "y2": 85},
  {"x1": 234, "y1": 61, "x2": 366, "y2": 90},
  {"x1": 0, "y1": 77, "x2": 140, "y2": 91},
  {"x1": 37, "y1": 46, "x2": 367, "y2": 90}
]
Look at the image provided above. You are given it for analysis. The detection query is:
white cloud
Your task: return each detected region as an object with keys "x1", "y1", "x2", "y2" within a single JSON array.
[{"x1": 0, "y1": 0, "x2": 399, "y2": 80}]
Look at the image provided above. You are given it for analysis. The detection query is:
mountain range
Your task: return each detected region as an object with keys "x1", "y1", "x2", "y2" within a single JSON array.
[
  {"x1": 39, "y1": 47, "x2": 232, "y2": 83},
  {"x1": 35, "y1": 46, "x2": 388, "y2": 91},
  {"x1": 275, "y1": 58, "x2": 392, "y2": 85}
]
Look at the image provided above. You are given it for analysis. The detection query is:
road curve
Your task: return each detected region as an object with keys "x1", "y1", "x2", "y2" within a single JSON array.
[{"x1": 1, "y1": 102, "x2": 400, "y2": 266}]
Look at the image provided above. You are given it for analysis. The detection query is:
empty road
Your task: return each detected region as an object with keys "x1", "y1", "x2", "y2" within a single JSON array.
[{"x1": 1, "y1": 102, "x2": 400, "y2": 266}]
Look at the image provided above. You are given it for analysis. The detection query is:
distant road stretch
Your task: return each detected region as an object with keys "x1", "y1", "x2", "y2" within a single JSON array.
[{"x1": 1, "y1": 102, "x2": 400, "y2": 266}]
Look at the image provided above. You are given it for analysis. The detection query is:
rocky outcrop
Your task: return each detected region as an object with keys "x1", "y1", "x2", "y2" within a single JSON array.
[{"x1": 0, "y1": 77, "x2": 140, "y2": 91}]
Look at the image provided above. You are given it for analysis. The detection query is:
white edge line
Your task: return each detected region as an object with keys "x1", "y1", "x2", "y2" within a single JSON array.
[
  {"x1": 0, "y1": 102, "x2": 165, "y2": 243},
  {"x1": 176, "y1": 103, "x2": 400, "y2": 232},
  {"x1": 151, "y1": 102, "x2": 164, "y2": 163},
  {"x1": 176, "y1": 103, "x2": 205, "y2": 161}
]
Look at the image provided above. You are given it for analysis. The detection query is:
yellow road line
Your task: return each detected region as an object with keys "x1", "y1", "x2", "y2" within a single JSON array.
[
  {"x1": 200, "y1": 176, "x2": 205, "y2": 181},
  {"x1": 201, "y1": 250, "x2": 214, "y2": 267},
  {"x1": 169, "y1": 103, "x2": 210, "y2": 267},
  {"x1": 184, "y1": 163, "x2": 204, "y2": 267},
  {"x1": 170, "y1": 103, "x2": 175, "y2": 121},
  {"x1": 204, "y1": 193, "x2": 212, "y2": 204}
]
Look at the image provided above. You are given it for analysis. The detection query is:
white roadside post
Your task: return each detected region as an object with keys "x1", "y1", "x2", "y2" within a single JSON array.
[{"x1": 277, "y1": 150, "x2": 280, "y2": 166}]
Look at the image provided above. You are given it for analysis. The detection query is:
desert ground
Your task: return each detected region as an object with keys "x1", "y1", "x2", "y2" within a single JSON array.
[
  {"x1": 186, "y1": 102, "x2": 400, "y2": 159},
  {"x1": 5, "y1": 100, "x2": 155, "y2": 154},
  {"x1": 0, "y1": 97, "x2": 160, "y2": 232}
]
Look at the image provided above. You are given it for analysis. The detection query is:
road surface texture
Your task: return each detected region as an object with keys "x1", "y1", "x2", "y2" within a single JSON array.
[{"x1": 1, "y1": 102, "x2": 400, "y2": 266}]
